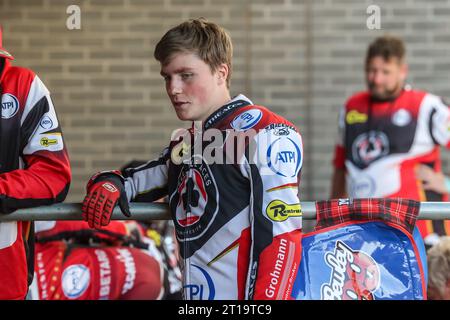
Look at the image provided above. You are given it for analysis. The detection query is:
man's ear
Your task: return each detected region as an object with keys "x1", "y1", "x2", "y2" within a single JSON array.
[
  {"x1": 216, "y1": 63, "x2": 229, "y2": 86},
  {"x1": 400, "y1": 62, "x2": 408, "y2": 82}
]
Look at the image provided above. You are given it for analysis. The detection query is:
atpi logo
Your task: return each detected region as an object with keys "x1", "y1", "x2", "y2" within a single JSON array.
[
  {"x1": 183, "y1": 265, "x2": 215, "y2": 300},
  {"x1": 267, "y1": 137, "x2": 302, "y2": 177},
  {"x1": 391, "y1": 109, "x2": 411, "y2": 127},
  {"x1": 40, "y1": 115, "x2": 54, "y2": 130},
  {"x1": 1, "y1": 93, "x2": 19, "y2": 119},
  {"x1": 231, "y1": 109, "x2": 262, "y2": 131},
  {"x1": 266, "y1": 200, "x2": 302, "y2": 222},
  {"x1": 321, "y1": 241, "x2": 380, "y2": 300}
]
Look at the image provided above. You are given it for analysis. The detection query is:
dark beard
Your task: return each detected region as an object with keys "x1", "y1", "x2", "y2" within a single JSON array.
[{"x1": 368, "y1": 81, "x2": 403, "y2": 102}]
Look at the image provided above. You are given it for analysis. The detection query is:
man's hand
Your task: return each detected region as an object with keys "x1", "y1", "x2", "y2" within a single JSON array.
[
  {"x1": 82, "y1": 171, "x2": 131, "y2": 229},
  {"x1": 416, "y1": 165, "x2": 448, "y2": 194}
]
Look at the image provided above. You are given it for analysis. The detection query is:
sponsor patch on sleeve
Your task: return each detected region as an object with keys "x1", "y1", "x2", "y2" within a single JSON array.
[
  {"x1": 266, "y1": 200, "x2": 302, "y2": 222},
  {"x1": 24, "y1": 133, "x2": 64, "y2": 154}
]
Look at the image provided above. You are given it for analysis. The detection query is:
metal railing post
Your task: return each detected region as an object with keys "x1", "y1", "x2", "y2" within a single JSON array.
[{"x1": 0, "y1": 201, "x2": 449, "y2": 221}]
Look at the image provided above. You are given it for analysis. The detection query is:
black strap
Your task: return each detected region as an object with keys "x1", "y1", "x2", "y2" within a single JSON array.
[{"x1": 428, "y1": 108, "x2": 439, "y2": 145}]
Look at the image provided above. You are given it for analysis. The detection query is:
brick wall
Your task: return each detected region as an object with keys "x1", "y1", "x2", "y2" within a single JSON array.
[{"x1": 1, "y1": 0, "x2": 450, "y2": 204}]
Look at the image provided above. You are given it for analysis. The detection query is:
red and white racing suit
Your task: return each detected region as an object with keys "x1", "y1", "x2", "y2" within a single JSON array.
[
  {"x1": 0, "y1": 58, "x2": 71, "y2": 299},
  {"x1": 31, "y1": 221, "x2": 167, "y2": 300},
  {"x1": 333, "y1": 87, "x2": 450, "y2": 244},
  {"x1": 119, "y1": 94, "x2": 303, "y2": 300}
]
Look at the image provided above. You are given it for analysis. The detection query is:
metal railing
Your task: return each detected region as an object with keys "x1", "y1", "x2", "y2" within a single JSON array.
[{"x1": 0, "y1": 201, "x2": 449, "y2": 222}]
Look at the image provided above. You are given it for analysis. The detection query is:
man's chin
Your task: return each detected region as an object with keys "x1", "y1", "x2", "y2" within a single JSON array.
[
  {"x1": 175, "y1": 111, "x2": 195, "y2": 122},
  {"x1": 370, "y1": 90, "x2": 397, "y2": 102}
]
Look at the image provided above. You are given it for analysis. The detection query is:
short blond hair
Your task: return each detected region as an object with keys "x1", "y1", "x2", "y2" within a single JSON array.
[
  {"x1": 154, "y1": 18, "x2": 233, "y2": 88},
  {"x1": 427, "y1": 236, "x2": 450, "y2": 297}
]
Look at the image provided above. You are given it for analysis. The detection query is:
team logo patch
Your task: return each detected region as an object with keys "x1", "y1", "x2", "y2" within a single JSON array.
[
  {"x1": 170, "y1": 156, "x2": 219, "y2": 241},
  {"x1": 40, "y1": 115, "x2": 54, "y2": 130},
  {"x1": 346, "y1": 110, "x2": 368, "y2": 125},
  {"x1": 352, "y1": 131, "x2": 389, "y2": 166},
  {"x1": 321, "y1": 241, "x2": 380, "y2": 300},
  {"x1": 183, "y1": 264, "x2": 215, "y2": 300},
  {"x1": 267, "y1": 137, "x2": 302, "y2": 177},
  {"x1": 266, "y1": 200, "x2": 302, "y2": 222},
  {"x1": 391, "y1": 109, "x2": 411, "y2": 127},
  {"x1": 273, "y1": 127, "x2": 290, "y2": 136},
  {"x1": 231, "y1": 109, "x2": 262, "y2": 131},
  {"x1": 171, "y1": 141, "x2": 191, "y2": 165},
  {"x1": 61, "y1": 264, "x2": 91, "y2": 299},
  {"x1": 1, "y1": 93, "x2": 19, "y2": 119}
]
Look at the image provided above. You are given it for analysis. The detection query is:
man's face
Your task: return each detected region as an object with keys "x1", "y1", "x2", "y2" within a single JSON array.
[
  {"x1": 160, "y1": 52, "x2": 227, "y2": 122},
  {"x1": 366, "y1": 56, "x2": 407, "y2": 100}
]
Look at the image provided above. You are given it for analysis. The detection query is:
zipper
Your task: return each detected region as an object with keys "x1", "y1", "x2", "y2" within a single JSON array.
[
  {"x1": 182, "y1": 124, "x2": 199, "y2": 299},
  {"x1": 183, "y1": 164, "x2": 193, "y2": 299}
]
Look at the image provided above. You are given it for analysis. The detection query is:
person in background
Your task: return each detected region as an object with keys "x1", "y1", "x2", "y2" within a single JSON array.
[
  {"x1": 331, "y1": 35, "x2": 450, "y2": 247},
  {"x1": 0, "y1": 26, "x2": 71, "y2": 299},
  {"x1": 427, "y1": 236, "x2": 450, "y2": 300}
]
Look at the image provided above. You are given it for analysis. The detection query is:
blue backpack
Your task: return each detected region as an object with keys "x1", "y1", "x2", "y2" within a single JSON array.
[{"x1": 292, "y1": 198, "x2": 427, "y2": 300}]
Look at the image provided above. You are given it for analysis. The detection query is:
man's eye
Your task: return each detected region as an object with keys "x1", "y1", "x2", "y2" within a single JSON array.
[
  {"x1": 181, "y1": 73, "x2": 193, "y2": 80},
  {"x1": 163, "y1": 75, "x2": 171, "y2": 82}
]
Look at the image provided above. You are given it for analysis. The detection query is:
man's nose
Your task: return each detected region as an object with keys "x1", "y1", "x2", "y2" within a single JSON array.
[
  {"x1": 372, "y1": 72, "x2": 384, "y2": 85},
  {"x1": 168, "y1": 78, "x2": 182, "y2": 96}
]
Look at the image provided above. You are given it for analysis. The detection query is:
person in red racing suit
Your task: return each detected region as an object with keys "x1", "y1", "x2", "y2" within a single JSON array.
[
  {"x1": 0, "y1": 26, "x2": 71, "y2": 299},
  {"x1": 30, "y1": 220, "x2": 172, "y2": 300},
  {"x1": 331, "y1": 35, "x2": 450, "y2": 246},
  {"x1": 81, "y1": 18, "x2": 303, "y2": 300}
]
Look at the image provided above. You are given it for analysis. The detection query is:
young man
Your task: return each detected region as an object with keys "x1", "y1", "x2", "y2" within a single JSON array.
[
  {"x1": 0, "y1": 26, "x2": 71, "y2": 299},
  {"x1": 331, "y1": 35, "x2": 450, "y2": 246},
  {"x1": 81, "y1": 18, "x2": 303, "y2": 300}
]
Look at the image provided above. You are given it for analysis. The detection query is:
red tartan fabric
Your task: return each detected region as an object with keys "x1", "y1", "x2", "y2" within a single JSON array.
[{"x1": 314, "y1": 198, "x2": 420, "y2": 234}]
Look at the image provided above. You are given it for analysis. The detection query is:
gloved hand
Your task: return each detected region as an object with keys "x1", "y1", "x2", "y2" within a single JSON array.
[{"x1": 82, "y1": 170, "x2": 131, "y2": 229}]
